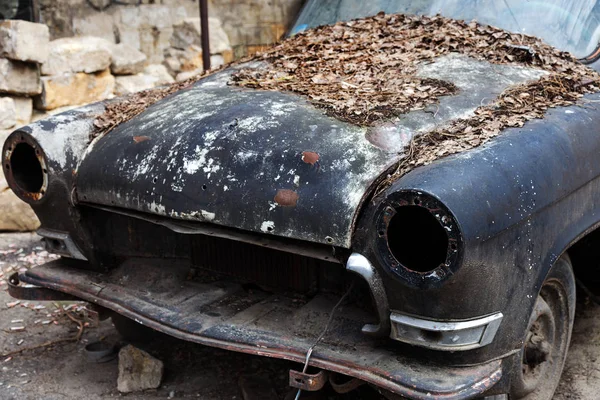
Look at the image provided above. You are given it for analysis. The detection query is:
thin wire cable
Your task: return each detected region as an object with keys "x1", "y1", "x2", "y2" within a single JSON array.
[
  {"x1": 294, "y1": 281, "x2": 355, "y2": 400},
  {"x1": 502, "y1": 0, "x2": 523, "y2": 33}
]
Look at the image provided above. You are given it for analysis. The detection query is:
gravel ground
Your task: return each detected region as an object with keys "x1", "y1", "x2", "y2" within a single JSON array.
[{"x1": 0, "y1": 232, "x2": 598, "y2": 399}]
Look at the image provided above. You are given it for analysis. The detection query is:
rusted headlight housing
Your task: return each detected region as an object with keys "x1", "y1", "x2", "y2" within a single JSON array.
[
  {"x1": 2, "y1": 133, "x2": 48, "y2": 203},
  {"x1": 375, "y1": 190, "x2": 462, "y2": 287}
]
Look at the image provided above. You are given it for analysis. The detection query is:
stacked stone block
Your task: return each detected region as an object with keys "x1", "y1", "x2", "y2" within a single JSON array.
[
  {"x1": 0, "y1": 21, "x2": 47, "y2": 231},
  {"x1": 36, "y1": 36, "x2": 116, "y2": 110},
  {"x1": 0, "y1": 20, "x2": 48, "y2": 130},
  {"x1": 165, "y1": 16, "x2": 233, "y2": 81},
  {"x1": 41, "y1": 0, "x2": 302, "y2": 60}
]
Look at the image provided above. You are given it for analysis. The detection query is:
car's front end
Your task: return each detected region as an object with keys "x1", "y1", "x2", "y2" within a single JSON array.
[
  {"x1": 3, "y1": 63, "x2": 522, "y2": 398},
  {"x1": 6, "y1": 1, "x2": 600, "y2": 398}
]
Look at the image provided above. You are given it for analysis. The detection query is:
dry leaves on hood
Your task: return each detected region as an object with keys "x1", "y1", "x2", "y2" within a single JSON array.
[
  {"x1": 382, "y1": 64, "x2": 600, "y2": 189},
  {"x1": 230, "y1": 12, "x2": 600, "y2": 186},
  {"x1": 231, "y1": 12, "x2": 597, "y2": 126},
  {"x1": 386, "y1": 73, "x2": 597, "y2": 185},
  {"x1": 92, "y1": 70, "x2": 219, "y2": 140},
  {"x1": 93, "y1": 12, "x2": 600, "y2": 187}
]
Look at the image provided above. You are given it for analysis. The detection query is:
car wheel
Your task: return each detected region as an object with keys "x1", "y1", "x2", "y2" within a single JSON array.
[
  {"x1": 510, "y1": 254, "x2": 576, "y2": 399},
  {"x1": 111, "y1": 313, "x2": 161, "y2": 343}
]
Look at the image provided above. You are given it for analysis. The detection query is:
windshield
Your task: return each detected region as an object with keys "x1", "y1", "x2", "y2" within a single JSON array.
[{"x1": 292, "y1": 0, "x2": 600, "y2": 59}]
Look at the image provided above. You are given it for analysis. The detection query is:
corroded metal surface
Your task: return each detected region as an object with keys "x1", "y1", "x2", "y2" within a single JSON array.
[
  {"x1": 2, "y1": 134, "x2": 49, "y2": 203},
  {"x1": 18, "y1": 259, "x2": 503, "y2": 400},
  {"x1": 7, "y1": 272, "x2": 77, "y2": 301},
  {"x1": 289, "y1": 369, "x2": 329, "y2": 392},
  {"x1": 72, "y1": 55, "x2": 544, "y2": 248}
]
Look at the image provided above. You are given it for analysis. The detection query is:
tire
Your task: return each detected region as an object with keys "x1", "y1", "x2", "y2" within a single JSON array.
[
  {"x1": 111, "y1": 313, "x2": 161, "y2": 343},
  {"x1": 510, "y1": 254, "x2": 576, "y2": 400}
]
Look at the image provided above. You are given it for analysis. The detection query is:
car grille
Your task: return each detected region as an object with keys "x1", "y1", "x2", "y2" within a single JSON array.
[{"x1": 82, "y1": 207, "x2": 350, "y2": 296}]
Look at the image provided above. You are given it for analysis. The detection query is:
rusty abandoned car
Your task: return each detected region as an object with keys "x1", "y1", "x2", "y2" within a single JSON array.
[{"x1": 7, "y1": 0, "x2": 600, "y2": 399}]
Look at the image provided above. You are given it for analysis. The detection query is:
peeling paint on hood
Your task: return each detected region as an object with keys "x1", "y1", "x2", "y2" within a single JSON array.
[{"x1": 18, "y1": 104, "x2": 103, "y2": 172}]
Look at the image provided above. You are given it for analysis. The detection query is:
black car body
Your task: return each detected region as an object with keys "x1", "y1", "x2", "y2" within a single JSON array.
[{"x1": 5, "y1": 1, "x2": 600, "y2": 399}]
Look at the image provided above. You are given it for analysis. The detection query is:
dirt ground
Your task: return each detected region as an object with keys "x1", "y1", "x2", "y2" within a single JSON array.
[{"x1": 0, "y1": 233, "x2": 598, "y2": 400}]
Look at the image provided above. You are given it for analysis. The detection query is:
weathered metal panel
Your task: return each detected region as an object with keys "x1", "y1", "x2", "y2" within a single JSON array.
[
  {"x1": 76, "y1": 70, "x2": 389, "y2": 248},
  {"x1": 17, "y1": 259, "x2": 504, "y2": 400},
  {"x1": 74, "y1": 56, "x2": 545, "y2": 248},
  {"x1": 353, "y1": 90, "x2": 600, "y2": 366},
  {"x1": 7, "y1": 272, "x2": 78, "y2": 301}
]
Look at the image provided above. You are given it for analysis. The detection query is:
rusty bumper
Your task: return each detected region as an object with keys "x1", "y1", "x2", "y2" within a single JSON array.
[{"x1": 9, "y1": 259, "x2": 502, "y2": 399}]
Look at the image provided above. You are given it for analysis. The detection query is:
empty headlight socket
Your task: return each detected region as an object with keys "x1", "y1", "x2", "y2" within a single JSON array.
[
  {"x1": 2, "y1": 132, "x2": 49, "y2": 203},
  {"x1": 375, "y1": 190, "x2": 463, "y2": 288}
]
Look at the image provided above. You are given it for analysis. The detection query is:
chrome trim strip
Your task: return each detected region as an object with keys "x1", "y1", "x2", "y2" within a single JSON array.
[
  {"x1": 346, "y1": 253, "x2": 390, "y2": 337},
  {"x1": 390, "y1": 312, "x2": 504, "y2": 351}
]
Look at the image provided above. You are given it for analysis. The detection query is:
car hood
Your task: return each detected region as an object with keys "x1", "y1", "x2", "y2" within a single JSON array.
[{"x1": 75, "y1": 54, "x2": 546, "y2": 248}]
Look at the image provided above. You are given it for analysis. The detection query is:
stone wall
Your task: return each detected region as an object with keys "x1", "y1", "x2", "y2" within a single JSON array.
[{"x1": 38, "y1": 0, "x2": 304, "y2": 59}]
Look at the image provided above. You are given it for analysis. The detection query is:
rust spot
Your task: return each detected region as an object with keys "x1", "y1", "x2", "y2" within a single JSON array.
[
  {"x1": 133, "y1": 136, "x2": 150, "y2": 143},
  {"x1": 21, "y1": 190, "x2": 44, "y2": 201},
  {"x1": 301, "y1": 151, "x2": 319, "y2": 165},
  {"x1": 275, "y1": 189, "x2": 299, "y2": 207}
]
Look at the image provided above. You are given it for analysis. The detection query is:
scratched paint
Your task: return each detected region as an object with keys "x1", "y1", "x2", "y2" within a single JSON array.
[
  {"x1": 261, "y1": 221, "x2": 275, "y2": 232},
  {"x1": 24, "y1": 104, "x2": 101, "y2": 170},
  {"x1": 25, "y1": 55, "x2": 549, "y2": 248}
]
